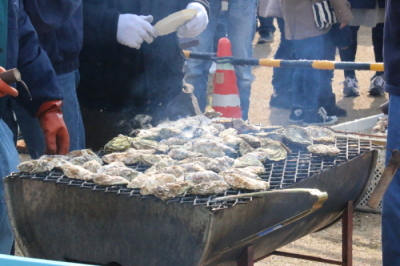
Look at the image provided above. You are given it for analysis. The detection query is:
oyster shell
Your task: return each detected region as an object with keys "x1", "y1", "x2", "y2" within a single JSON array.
[
  {"x1": 178, "y1": 162, "x2": 207, "y2": 173},
  {"x1": 145, "y1": 160, "x2": 175, "y2": 174},
  {"x1": 17, "y1": 158, "x2": 68, "y2": 173},
  {"x1": 60, "y1": 163, "x2": 93, "y2": 181},
  {"x1": 233, "y1": 156, "x2": 264, "y2": 168},
  {"x1": 152, "y1": 166, "x2": 186, "y2": 181},
  {"x1": 232, "y1": 118, "x2": 259, "y2": 133},
  {"x1": 220, "y1": 170, "x2": 270, "y2": 190},
  {"x1": 82, "y1": 160, "x2": 103, "y2": 173},
  {"x1": 283, "y1": 125, "x2": 313, "y2": 147},
  {"x1": 218, "y1": 128, "x2": 238, "y2": 138},
  {"x1": 168, "y1": 148, "x2": 202, "y2": 160},
  {"x1": 158, "y1": 128, "x2": 182, "y2": 140},
  {"x1": 131, "y1": 138, "x2": 168, "y2": 153},
  {"x1": 241, "y1": 166, "x2": 266, "y2": 176},
  {"x1": 221, "y1": 168, "x2": 261, "y2": 180},
  {"x1": 203, "y1": 109, "x2": 222, "y2": 119},
  {"x1": 139, "y1": 154, "x2": 173, "y2": 165},
  {"x1": 191, "y1": 140, "x2": 225, "y2": 158},
  {"x1": 91, "y1": 173, "x2": 129, "y2": 186},
  {"x1": 188, "y1": 180, "x2": 230, "y2": 195},
  {"x1": 103, "y1": 135, "x2": 132, "y2": 153},
  {"x1": 258, "y1": 139, "x2": 290, "y2": 161},
  {"x1": 239, "y1": 141, "x2": 254, "y2": 156},
  {"x1": 238, "y1": 134, "x2": 261, "y2": 148},
  {"x1": 304, "y1": 126, "x2": 336, "y2": 143},
  {"x1": 151, "y1": 181, "x2": 193, "y2": 201},
  {"x1": 67, "y1": 149, "x2": 102, "y2": 165},
  {"x1": 160, "y1": 137, "x2": 188, "y2": 146},
  {"x1": 259, "y1": 126, "x2": 283, "y2": 133},
  {"x1": 100, "y1": 167, "x2": 142, "y2": 181},
  {"x1": 139, "y1": 174, "x2": 177, "y2": 195},
  {"x1": 307, "y1": 144, "x2": 340, "y2": 157},
  {"x1": 185, "y1": 171, "x2": 224, "y2": 184},
  {"x1": 102, "y1": 148, "x2": 156, "y2": 165},
  {"x1": 179, "y1": 157, "x2": 224, "y2": 172},
  {"x1": 135, "y1": 128, "x2": 160, "y2": 140}
]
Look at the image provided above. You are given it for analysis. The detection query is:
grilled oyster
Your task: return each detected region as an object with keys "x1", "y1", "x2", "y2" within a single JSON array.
[
  {"x1": 151, "y1": 181, "x2": 193, "y2": 201},
  {"x1": 214, "y1": 156, "x2": 235, "y2": 172},
  {"x1": 134, "y1": 128, "x2": 160, "y2": 140},
  {"x1": 232, "y1": 156, "x2": 264, "y2": 168},
  {"x1": 304, "y1": 126, "x2": 336, "y2": 143},
  {"x1": 168, "y1": 148, "x2": 202, "y2": 160},
  {"x1": 139, "y1": 174, "x2": 177, "y2": 195},
  {"x1": 241, "y1": 166, "x2": 266, "y2": 176},
  {"x1": 232, "y1": 118, "x2": 259, "y2": 133},
  {"x1": 221, "y1": 134, "x2": 244, "y2": 150},
  {"x1": 67, "y1": 149, "x2": 102, "y2": 165},
  {"x1": 100, "y1": 167, "x2": 142, "y2": 181},
  {"x1": 139, "y1": 154, "x2": 173, "y2": 165},
  {"x1": 178, "y1": 162, "x2": 207, "y2": 173},
  {"x1": 307, "y1": 144, "x2": 340, "y2": 157},
  {"x1": 258, "y1": 139, "x2": 291, "y2": 161},
  {"x1": 17, "y1": 158, "x2": 68, "y2": 173},
  {"x1": 239, "y1": 141, "x2": 254, "y2": 156},
  {"x1": 191, "y1": 139, "x2": 225, "y2": 158},
  {"x1": 220, "y1": 170, "x2": 269, "y2": 190},
  {"x1": 218, "y1": 128, "x2": 238, "y2": 138},
  {"x1": 145, "y1": 160, "x2": 175, "y2": 174},
  {"x1": 238, "y1": 134, "x2": 261, "y2": 148},
  {"x1": 203, "y1": 109, "x2": 222, "y2": 119},
  {"x1": 188, "y1": 180, "x2": 230, "y2": 195},
  {"x1": 131, "y1": 138, "x2": 168, "y2": 153},
  {"x1": 221, "y1": 168, "x2": 261, "y2": 180},
  {"x1": 158, "y1": 128, "x2": 183, "y2": 140},
  {"x1": 160, "y1": 137, "x2": 188, "y2": 146},
  {"x1": 102, "y1": 148, "x2": 156, "y2": 165},
  {"x1": 103, "y1": 135, "x2": 132, "y2": 153},
  {"x1": 283, "y1": 125, "x2": 313, "y2": 147},
  {"x1": 185, "y1": 170, "x2": 224, "y2": 183},
  {"x1": 91, "y1": 173, "x2": 129, "y2": 186},
  {"x1": 152, "y1": 166, "x2": 186, "y2": 181},
  {"x1": 259, "y1": 125, "x2": 283, "y2": 133},
  {"x1": 179, "y1": 157, "x2": 224, "y2": 172},
  {"x1": 60, "y1": 163, "x2": 93, "y2": 181},
  {"x1": 82, "y1": 160, "x2": 103, "y2": 173}
]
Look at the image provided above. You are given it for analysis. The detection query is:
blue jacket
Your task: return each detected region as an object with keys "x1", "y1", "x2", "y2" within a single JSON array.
[
  {"x1": 384, "y1": 0, "x2": 400, "y2": 95},
  {"x1": 348, "y1": 0, "x2": 385, "y2": 9},
  {"x1": 23, "y1": 0, "x2": 83, "y2": 74},
  {"x1": 0, "y1": 0, "x2": 62, "y2": 118}
]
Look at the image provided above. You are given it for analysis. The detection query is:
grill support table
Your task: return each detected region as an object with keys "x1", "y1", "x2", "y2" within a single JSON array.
[{"x1": 238, "y1": 201, "x2": 354, "y2": 266}]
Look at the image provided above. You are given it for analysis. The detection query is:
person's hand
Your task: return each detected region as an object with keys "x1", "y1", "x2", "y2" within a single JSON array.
[
  {"x1": 177, "y1": 2, "x2": 208, "y2": 38},
  {"x1": 0, "y1": 67, "x2": 18, "y2": 97},
  {"x1": 36, "y1": 100, "x2": 70, "y2": 155},
  {"x1": 339, "y1": 22, "x2": 348, "y2": 29},
  {"x1": 117, "y1": 14, "x2": 159, "y2": 49}
]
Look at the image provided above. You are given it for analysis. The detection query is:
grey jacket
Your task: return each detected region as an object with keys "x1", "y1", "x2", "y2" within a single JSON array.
[{"x1": 259, "y1": 0, "x2": 353, "y2": 40}]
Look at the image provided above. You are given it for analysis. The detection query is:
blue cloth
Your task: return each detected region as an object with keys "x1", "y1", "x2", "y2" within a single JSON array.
[
  {"x1": 184, "y1": 0, "x2": 257, "y2": 121},
  {"x1": 382, "y1": 94, "x2": 400, "y2": 265},
  {"x1": 384, "y1": 0, "x2": 400, "y2": 96},
  {"x1": 291, "y1": 34, "x2": 325, "y2": 111},
  {"x1": 348, "y1": 0, "x2": 385, "y2": 9},
  {"x1": 9, "y1": 70, "x2": 85, "y2": 159},
  {"x1": 23, "y1": 0, "x2": 83, "y2": 75},
  {"x1": 258, "y1": 17, "x2": 275, "y2": 37},
  {"x1": 0, "y1": 0, "x2": 61, "y2": 255},
  {"x1": 0, "y1": 120, "x2": 19, "y2": 254}
]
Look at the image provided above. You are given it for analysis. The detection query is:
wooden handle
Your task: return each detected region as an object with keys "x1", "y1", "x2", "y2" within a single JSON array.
[{"x1": 368, "y1": 149, "x2": 400, "y2": 209}]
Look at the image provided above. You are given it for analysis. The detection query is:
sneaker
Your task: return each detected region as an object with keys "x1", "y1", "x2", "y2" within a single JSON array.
[
  {"x1": 257, "y1": 34, "x2": 273, "y2": 44},
  {"x1": 323, "y1": 104, "x2": 347, "y2": 117},
  {"x1": 269, "y1": 93, "x2": 292, "y2": 109},
  {"x1": 304, "y1": 107, "x2": 338, "y2": 125},
  {"x1": 289, "y1": 107, "x2": 304, "y2": 122},
  {"x1": 342, "y1": 76, "x2": 360, "y2": 97},
  {"x1": 369, "y1": 75, "x2": 385, "y2": 96}
]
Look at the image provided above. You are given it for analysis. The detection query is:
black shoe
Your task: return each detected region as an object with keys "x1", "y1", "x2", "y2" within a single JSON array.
[
  {"x1": 270, "y1": 93, "x2": 292, "y2": 109},
  {"x1": 257, "y1": 34, "x2": 273, "y2": 44},
  {"x1": 304, "y1": 107, "x2": 338, "y2": 125},
  {"x1": 342, "y1": 76, "x2": 360, "y2": 97},
  {"x1": 324, "y1": 104, "x2": 347, "y2": 117},
  {"x1": 289, "y1": 107, "x2": 304, "y2": 123},
  {"x1": 369, "y1": 75, "x2": 385, "y2": 96}
]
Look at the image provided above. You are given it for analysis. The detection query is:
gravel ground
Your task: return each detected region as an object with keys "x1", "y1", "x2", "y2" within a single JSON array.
[{"x1": 249, "y1": 24, "x2": 384, "y2": 265}]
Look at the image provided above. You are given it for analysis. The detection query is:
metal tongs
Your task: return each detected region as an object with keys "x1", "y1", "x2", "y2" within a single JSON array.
[{"x1": 0, "y1": 68, "x2": 31, "y2": 100}]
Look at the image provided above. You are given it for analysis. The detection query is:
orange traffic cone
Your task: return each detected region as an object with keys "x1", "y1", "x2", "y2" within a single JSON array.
[{"x1": 211, "y1": 37, "x2": 242, "y2": 118}]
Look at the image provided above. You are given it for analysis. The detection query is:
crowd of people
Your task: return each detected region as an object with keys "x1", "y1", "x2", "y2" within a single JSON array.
[{"x1": 0, "y1": 0, "x2": 399, "y2": 265}]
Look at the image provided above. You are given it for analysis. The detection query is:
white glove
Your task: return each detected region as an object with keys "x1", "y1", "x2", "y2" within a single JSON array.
[
  {"x1": 177, "y1": 2, "x2": 208, "y2": 38},
  {"x1": 117, "y1": 14, "x2": 159, "y2": 49}
]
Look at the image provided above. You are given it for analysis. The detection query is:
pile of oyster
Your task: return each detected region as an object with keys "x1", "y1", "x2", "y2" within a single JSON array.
[
  {"x1": 372, "y1": 116, "x2": 388, "y2": 136},
  {"x1": 17, "y1": 112, "x2": 340, "y2": 201}
]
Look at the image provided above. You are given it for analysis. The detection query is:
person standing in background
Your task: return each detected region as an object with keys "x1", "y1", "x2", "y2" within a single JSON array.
[
  {"x1": 4, "y1": 0, "x2": 85, "y2": 159},
  {"x1": 184, "y1": 0, "x2": 258, "y2": 121},
  {"x1": 381, "y1": 1, "x2": 400, "y2": 265}
]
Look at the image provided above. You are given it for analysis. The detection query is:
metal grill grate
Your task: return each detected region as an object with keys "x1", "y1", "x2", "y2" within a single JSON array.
[{"x1": 13, "y1": 137, "x2": 374, "y2": 211}]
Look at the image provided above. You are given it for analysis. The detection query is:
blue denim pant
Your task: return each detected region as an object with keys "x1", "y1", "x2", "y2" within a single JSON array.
[
  {"x1": 382, "y1": 94, "x2": 400, "y2": 265},
  {"x1": 291, "y1": 34, "x2": 326, "y2": 111},
  {"x1": 184, "y1": 0, "x2": 257, "y2": 120},
  {"x1": 0, "y1": 119, "x2": 19, "y2": 254},
  {"x1": 10, "y1": 70, "x2": 85, "y2": 159}
]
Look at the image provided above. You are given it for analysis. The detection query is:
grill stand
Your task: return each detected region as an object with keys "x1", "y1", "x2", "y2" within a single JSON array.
[{"x1": 238, "y1": 201, "x2": 354, "y2": 266}]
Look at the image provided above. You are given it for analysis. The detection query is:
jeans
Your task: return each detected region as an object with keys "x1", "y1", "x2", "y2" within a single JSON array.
[
  {"x1": 292, "y1": 34, "x2": 325, "y2": 111},
  {"x1": 0, "y1": 119, "x2": 19, "y2": 254},
  {"x1": 272, "y1": 18, "x2": 295, "y2": 96},
  {"x1": 319, "y1": 29, "x2": 337, "y2": 100},
  {"x1": 382, "y1": 94, "x2": 400, "y2": 266},
  {"x1": 10, "y1": 70, "x2": 85, "y2": 159},
  {"x1": 339, "y1": 24, "x2": 384, "y2": 78},
  {"x1": 258, "y1": 17, "x2": 275, "y2": 37},
  {"x1": 184, "y1": 0, "x2": 257, "y2": 120}
]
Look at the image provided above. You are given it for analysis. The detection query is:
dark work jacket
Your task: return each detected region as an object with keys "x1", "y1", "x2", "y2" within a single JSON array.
[
  {"x1": 384, "y1": 0, "x2": 400, "y2": 95},
  {"x1": 23, "y1": 0, "x2": 83, "y2": 74},
  {"x1": 0, "y1": 0, "x2": 62, "y2": 119},
  {"x1": 348, "y1": 0, "x2": 385, "y2": 9},
  {"x1": 78, "y1": 0, "x2": 210, "y2": 113}
]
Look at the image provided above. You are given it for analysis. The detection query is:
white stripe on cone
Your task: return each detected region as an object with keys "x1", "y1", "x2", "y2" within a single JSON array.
[{"x1": 212, "y1": 94, "x2": 241, "y2": 107}]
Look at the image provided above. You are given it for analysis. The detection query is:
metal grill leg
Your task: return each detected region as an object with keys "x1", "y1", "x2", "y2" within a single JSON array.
[
  {"x1": 342, "y1": 201, "x2": 353, "y2": 266},
  {"x1": 237, "y1": 245, "x2": 254, "y2": 266}
]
